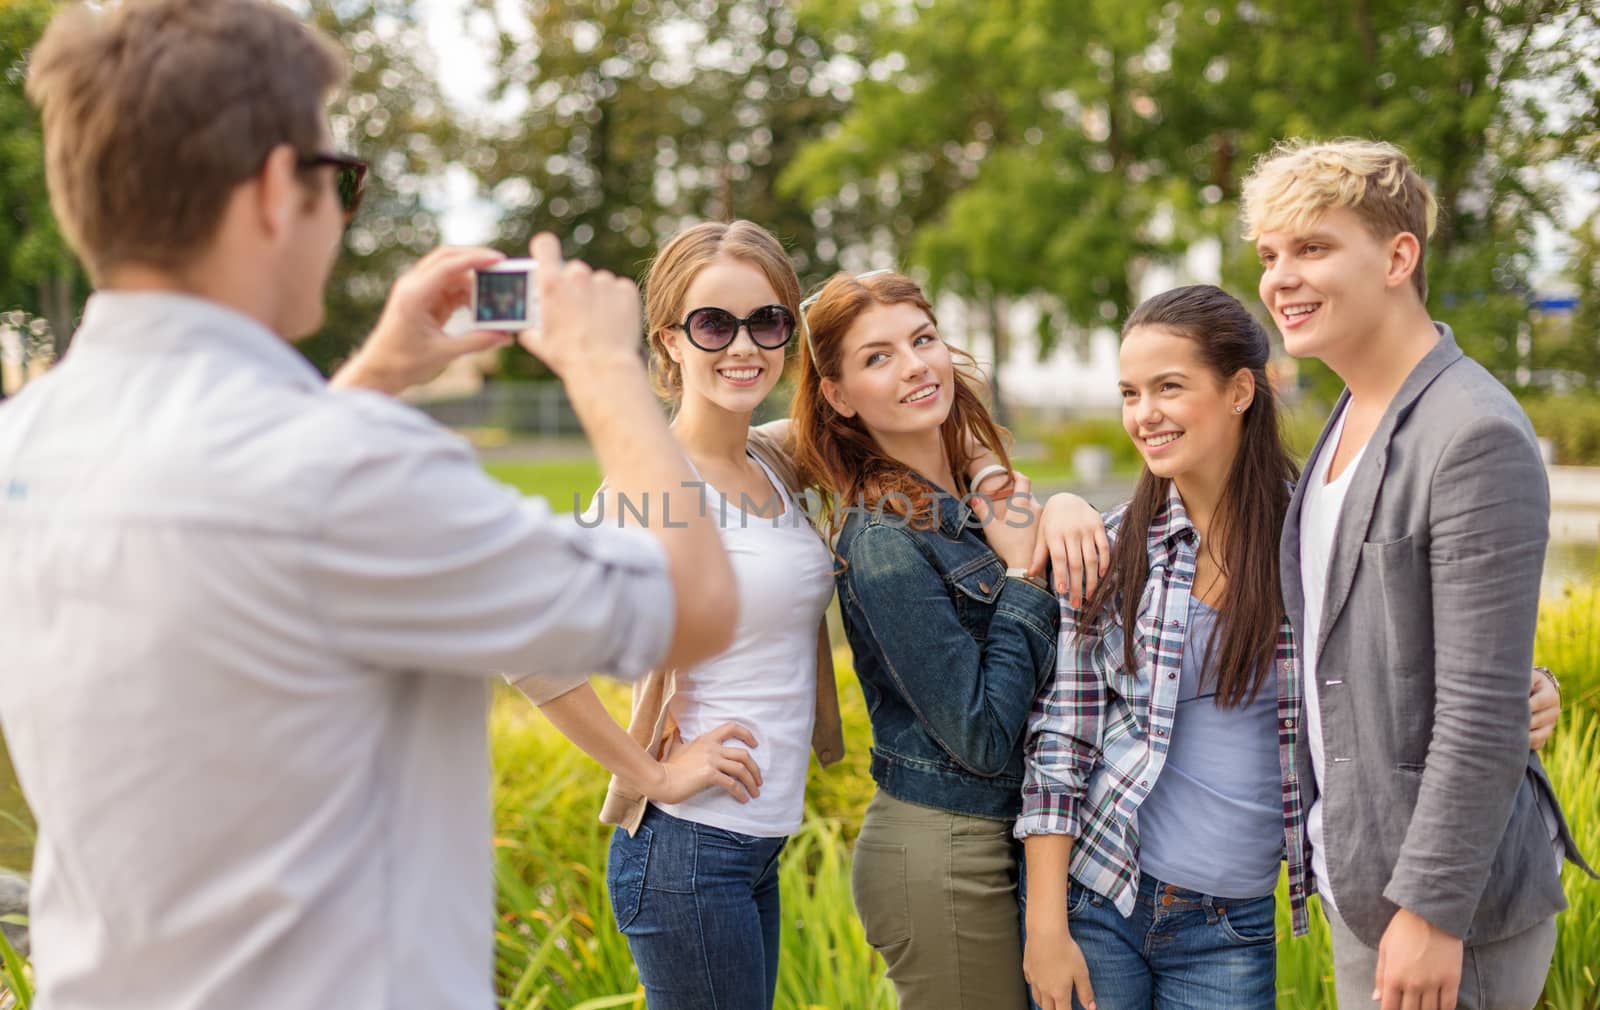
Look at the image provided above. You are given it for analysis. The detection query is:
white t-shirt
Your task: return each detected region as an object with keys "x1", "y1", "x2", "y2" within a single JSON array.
[
  {"x1": 658, "y1": 455, "x2": 835, "y2": 837},
  {"x1": 0, "y1": 292, "x2": 674, "y2": 1010},
  {"x1": 1299, "y1": 403, "x2": 1367, "y2": 911}
]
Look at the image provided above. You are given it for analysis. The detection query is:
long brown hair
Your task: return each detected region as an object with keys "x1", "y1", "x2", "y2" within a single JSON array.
[
  {"x1": 791, "y1": 271, "x2": 1011, "y2": 531},
  {"x1": 1081, "y1": 285, "x2": 1299, "y2": 708}
]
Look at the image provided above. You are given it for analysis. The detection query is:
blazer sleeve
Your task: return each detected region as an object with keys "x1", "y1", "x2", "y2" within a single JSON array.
[{"x1": 1382, "y1": 414, "x2": 1549, "y2": 936}]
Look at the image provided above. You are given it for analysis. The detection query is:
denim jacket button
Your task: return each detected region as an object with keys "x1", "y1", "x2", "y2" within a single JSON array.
[{"x1": 978, "y1": 581, "x2": 991, "y2": 593}]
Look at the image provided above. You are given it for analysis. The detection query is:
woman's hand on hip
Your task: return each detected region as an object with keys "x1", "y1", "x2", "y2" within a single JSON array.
[{"x1": 645, "y1": 723, "x2": 763, "y2": 804}]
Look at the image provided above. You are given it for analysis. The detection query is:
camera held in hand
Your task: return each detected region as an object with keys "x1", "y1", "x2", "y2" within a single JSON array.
[{"x1": 472, "y1": 259, "x2": 540, "y2": 331}]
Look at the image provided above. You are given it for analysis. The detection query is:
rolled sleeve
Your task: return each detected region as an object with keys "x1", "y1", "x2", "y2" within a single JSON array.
[
  {"x1": 306, "y1": 415, "x2": 674, "y2": 684},
  {"x1": 1016, "y1": 599, "x2": 1109, "y2": 840}
]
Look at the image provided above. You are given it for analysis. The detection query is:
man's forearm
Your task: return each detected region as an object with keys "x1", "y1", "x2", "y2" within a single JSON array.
[{"x1": 563, "y1": 359, "x2": 734, "y2": 667}]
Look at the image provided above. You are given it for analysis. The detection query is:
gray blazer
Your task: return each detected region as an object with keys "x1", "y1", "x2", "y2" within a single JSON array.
[{"x1": 1281, "y1": 325, "x2": 1591, "y2": 949}]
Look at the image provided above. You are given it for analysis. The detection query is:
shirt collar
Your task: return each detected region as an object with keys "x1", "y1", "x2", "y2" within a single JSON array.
[
  {"x1": 1147, "y1": 480, "x2": 1198, "y2": 558},
  {"x1": 71, "y1": 291, "x2": 327, "y2": 392}
]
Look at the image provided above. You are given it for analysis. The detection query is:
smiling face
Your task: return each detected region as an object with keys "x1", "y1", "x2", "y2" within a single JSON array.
[
  {"x1": 663, "y1": 255, "x2": 788, "y2": 417},
  {"x1": 822, "y1": 300, "x2": 955, "y2": 441},
  {"x1": 1255, "y1": 205, "x2": 1410, "y2": 368},
  {"x1": 1119, "y1": 324, "x2": 1252, "y2": 485}
]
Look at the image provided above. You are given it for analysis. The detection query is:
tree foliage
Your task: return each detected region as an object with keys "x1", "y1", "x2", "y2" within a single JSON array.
[
  {"x1": 786, "y1": 0, "x2": 1600, "y2": 399},
  {"x1": 4, "y1": 0, "x2": 1597, "y2": 399},
  {"x1": 0, "y1": 0, "x2": 84, "y2": 357},
  {"x1": 470, "y1": 0, "x2": 851, "y2": 378},
  {"x1": 297, "y1": 0, "x2": 462, "y2": 374}
]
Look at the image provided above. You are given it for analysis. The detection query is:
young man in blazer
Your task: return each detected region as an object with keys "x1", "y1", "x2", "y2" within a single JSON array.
[{"x1": 1244, "y1": 138, "x2": 1591, "y2": 1010}]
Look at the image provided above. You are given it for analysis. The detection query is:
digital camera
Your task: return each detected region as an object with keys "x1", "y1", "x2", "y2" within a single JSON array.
[{"x1": 472, "y1": 259, "x2": 540, "y2": 331}]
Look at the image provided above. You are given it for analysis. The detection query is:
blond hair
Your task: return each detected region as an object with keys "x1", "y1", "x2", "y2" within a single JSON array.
[
  {"x1": 1240, "y1": 138, "x2": 1439, "y2": 301},
  {"x1": 26, "y1": 0, "x2": 346, "y2": 283},
  {"x1": 642, "y1": 220, "x2": 802, "y2": 402}
]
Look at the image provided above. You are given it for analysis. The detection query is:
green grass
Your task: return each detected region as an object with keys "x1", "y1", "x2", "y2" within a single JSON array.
[
  {"x1": 484, "y1": 458, "x2": 604, "y2": 513},
  {"x1": 1540, "y1": 707, "x2": 1600, "y2": 1008},
  {"x1": 480, "y1": 622, "x2": 1600, "y2": 1010}
]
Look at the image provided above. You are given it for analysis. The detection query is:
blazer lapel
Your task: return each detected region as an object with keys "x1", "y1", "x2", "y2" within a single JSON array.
[{"x1": 1315, "y1": 328, "x2": 1464, "y2": 665}]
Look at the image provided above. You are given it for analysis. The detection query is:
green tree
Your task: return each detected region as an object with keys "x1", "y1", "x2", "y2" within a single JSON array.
[
  {"x1": 471, "y1": 0, "x2": 850, "y2": 378},
  {"x1": 0, "y1": 0, "x2": 461, "y2": 377},
  {"x1": 1180, "y1": 0, "x2": 1599, "y2": 392},
  {"x1": 298, "y1": 0, "x2": 463, "y2": 375},
  {"x1": 0, "y1": 0, "x2": 85, "y2": 362},
  {"x1": 786, "y1": 0, "x2": 1599, "y2": 408},
  {"x1": 1556, "y1": 210, "x2": 1600, "y2": 383}
]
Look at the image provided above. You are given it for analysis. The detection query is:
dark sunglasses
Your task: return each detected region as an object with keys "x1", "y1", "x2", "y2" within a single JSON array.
[
  {"x1": 297, "y1": 152, "x2": 368, "y2": 218},
  {"x1": 674, "y1": 304, "x2": 796, "y2": 352}
]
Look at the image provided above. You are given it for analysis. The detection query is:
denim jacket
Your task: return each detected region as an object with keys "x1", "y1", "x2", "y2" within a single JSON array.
[{"x1": 835, "y1": 479, "x2": 1060, "y2": 820}]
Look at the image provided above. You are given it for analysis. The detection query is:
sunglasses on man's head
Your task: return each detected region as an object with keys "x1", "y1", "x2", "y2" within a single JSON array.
[
  {"x1": 674, "y1": 304, "x2": 796, "y2": 352},
  {"x1": 297, "y1": 152, "x2": 368, "y2": 218}
]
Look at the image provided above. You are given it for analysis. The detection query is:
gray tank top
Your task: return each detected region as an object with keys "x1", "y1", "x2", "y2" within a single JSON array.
[{"x1": 1136, "y1": 596, "x2": 1283, "y2": 898}]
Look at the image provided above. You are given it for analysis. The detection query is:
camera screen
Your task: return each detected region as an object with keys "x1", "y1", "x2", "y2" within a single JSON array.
[{"x1": 477, "y1": 272, "x2": 529, "y2": 323}]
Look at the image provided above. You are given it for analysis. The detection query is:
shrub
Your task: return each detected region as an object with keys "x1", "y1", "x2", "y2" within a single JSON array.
[{"x1": 1523, "y1": 393, "x2": 1600, "y2": 466}]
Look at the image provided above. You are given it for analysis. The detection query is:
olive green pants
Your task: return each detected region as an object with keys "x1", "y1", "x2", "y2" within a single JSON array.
[{"x1": 850, "y1": 790, "x2": 1029, "y2": 1010}]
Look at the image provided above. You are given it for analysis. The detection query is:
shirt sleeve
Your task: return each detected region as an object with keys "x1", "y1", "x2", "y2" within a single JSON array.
[
  {"x1": 1016, "y1": 598, "x2": 1112, "y2": 839},
  {"x1": 303, "y1": 409, "x2": 673, "y2": 691}
]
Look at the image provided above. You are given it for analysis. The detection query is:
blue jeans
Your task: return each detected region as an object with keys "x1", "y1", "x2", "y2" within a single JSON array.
[
  {"x1": 1021, "y1": 874, "x2": 1276, "y2": 1010},
  {"x1": 606, "y1": 805, "x2": 787, "y2": 1010}
]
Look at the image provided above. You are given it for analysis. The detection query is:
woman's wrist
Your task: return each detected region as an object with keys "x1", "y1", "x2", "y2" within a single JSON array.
[
  {"x1": 1006, "y1": 566, "x2": 1050, "y2": 592},
  {"x1": 1024, "y1": 907, "x2": 1072, "y2": 938},
  {"x1": 968, "y1": 462, "x2": 1010, "y2": 496}
]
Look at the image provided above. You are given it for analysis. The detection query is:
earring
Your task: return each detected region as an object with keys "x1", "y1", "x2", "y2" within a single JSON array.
[{"x1": 1234, "y1": 405, "x2": 1244, "y2": 414}]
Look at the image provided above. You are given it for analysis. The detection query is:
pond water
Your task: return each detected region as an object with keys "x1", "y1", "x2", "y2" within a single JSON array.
[{"x1": 0, "y1": 537, "x2": 1595, "y2": 875}]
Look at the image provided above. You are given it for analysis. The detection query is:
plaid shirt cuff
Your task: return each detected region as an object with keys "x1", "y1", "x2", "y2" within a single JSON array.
[{"x1": 1015, "y1": 790, "x2": 1082, "y2": 840}]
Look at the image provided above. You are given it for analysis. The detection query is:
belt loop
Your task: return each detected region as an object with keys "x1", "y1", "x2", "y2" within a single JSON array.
[{"x1": 1201, "y1": 892, "x2": 1219, "y2": 924}]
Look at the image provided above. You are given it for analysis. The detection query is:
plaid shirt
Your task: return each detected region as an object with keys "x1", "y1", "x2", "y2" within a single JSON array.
[{"x1": 1016, "y1": 484, "x2": 1312, "y2": 935}]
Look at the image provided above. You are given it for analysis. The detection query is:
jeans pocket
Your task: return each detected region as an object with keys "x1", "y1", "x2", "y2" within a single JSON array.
[
  {"x1": 851, "y1": 840, "x2": 912, "y2": 948},
  {"x1": 1066, "y1": 880, "x2": 1093, "y2": 918},
  {"x1": 696, "y1": 822, "x2": 762, "y2": 849},
  {"x1": 1216, "y1": 894, "x2": 1276, "y2": 946},
  {"x1": 606, "y1": 824, "x2": 653, "y2": 933}
]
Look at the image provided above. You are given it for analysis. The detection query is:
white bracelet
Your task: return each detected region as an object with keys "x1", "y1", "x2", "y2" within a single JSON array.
[
  {"x1": 968, "y1": 463, "x2": 1010, "y2": 494},
  {"x1": 1005, "y1": 567, "x2": 1051, "y2": 592}
]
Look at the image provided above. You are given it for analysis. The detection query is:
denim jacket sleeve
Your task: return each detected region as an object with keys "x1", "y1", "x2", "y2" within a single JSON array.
[{"x1": 844, "y1": 522, "x2": 1058, "y2": 777}]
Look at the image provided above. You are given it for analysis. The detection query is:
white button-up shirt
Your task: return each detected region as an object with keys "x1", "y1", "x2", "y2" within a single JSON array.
[{"x1": 0, "y1": 292, "x2": 673, "y2": 1010}]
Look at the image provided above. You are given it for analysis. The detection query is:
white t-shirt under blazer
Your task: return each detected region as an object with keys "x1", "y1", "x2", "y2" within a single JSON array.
[{"x1": 1299, "y1": 403, "x2": 1367, "y2": 912}]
